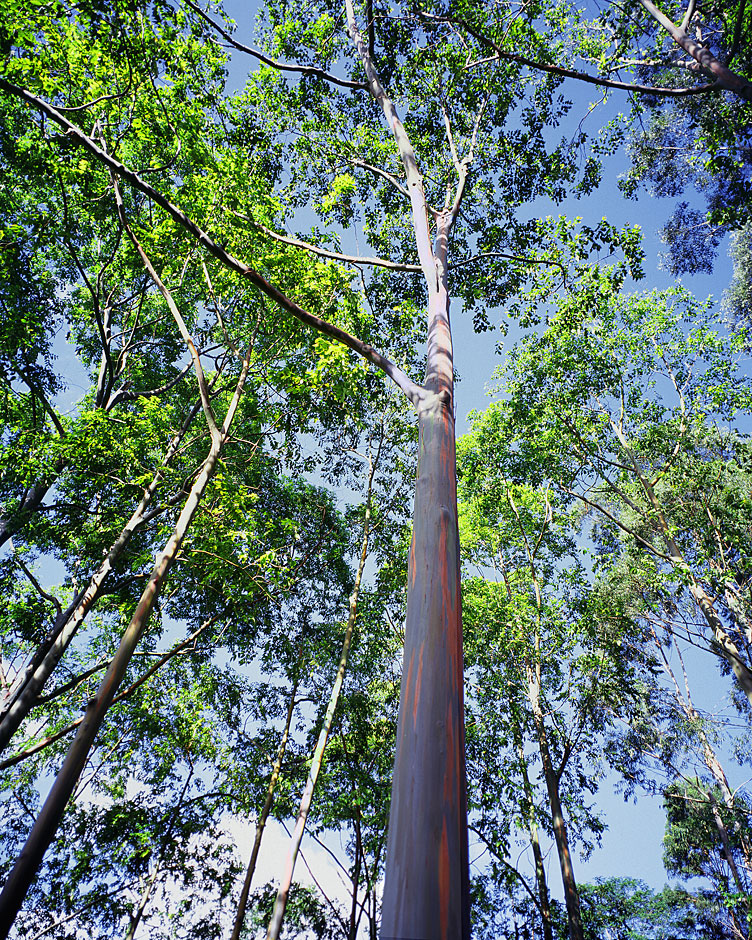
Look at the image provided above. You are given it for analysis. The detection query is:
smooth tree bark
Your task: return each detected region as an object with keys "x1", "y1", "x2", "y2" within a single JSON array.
[
  {"x1": 266, "y1": 446, "x2": 375, "y2": 940},
  {"x1": 341, "y1": 4, "x2": 474, "y2": 935},
  {"x1": 511, "y1": 710, "x2": 554, "y2": 940},
  {"x1": 637, "y1": 0, "x2": 752, "y2": 101},
  {"x1": 527, "y1": 664, "x2": 584, "y2": 940},
  {"x1": 513, "y1": 492, "x2": 583, "y2": 940}
]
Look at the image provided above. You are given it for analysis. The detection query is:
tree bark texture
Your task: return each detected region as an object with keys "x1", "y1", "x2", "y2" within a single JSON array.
[{"x1": 380, "y1": 390, "x2": 470, "y2": 940}]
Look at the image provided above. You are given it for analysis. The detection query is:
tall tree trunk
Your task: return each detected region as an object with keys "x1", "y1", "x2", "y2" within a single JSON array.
[
  {"x1": 527, "y1": 667, "x2": 583, "y2": 940},
  {"x1": 348, "y1": 812, "x2": 363, "y2": 940},
  {"x1": 381, "y1": 228, "x2": 470, "y2": 940},
  {"x1": 266, "y1": 462, "x2": 374, "y2": 940},
  {"x1": 342, "y1": 2, "x2": 472, "y2": 927},
  {"x1": 529, "y1": 811, "x2": 553, "y2": 940},
  {"x1": 1, "y1": 43, "x2": 477, "y2": 939},
  {"x1": 230, "y1": 672, "x2": 299, "y2": 940},
  {"x1": 512, "y1": 711, "x2": 553, "y2": 940}
]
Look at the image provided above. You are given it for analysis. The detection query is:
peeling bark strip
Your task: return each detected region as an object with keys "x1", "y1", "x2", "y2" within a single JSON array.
[{"x1": 380, "y1": 395, "x2": 470, "y2": 940}]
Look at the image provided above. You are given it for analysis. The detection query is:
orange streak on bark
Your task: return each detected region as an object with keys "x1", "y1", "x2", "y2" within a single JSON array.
[
  {"x1": 439, "y1": 416, "x2": 452, "y2": 477},
  {"x1": 444, "y1": 701, "x2": 456, "y2": 805},
  {"x1": 413, "y1": 647, "x2": 423, "y2": 727},
  {"x1": 439, "y1": 820, "x2": 450, "y2": 940},
  {"x1": 403, "y1": 651, "x2": 415, "y2": 736},
  {"x1": 439, "y1": 514, "x2": 458, "y2": 657}
]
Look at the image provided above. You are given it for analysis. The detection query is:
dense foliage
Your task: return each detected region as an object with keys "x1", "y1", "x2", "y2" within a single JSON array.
[{"x1": 0, "y1": 0, "x2": 750, "y2": 938}]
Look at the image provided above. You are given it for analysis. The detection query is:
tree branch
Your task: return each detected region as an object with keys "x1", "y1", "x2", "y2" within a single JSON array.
[
  {"x1": 351, "y1": 158, "x2": 411, "y2": 200},
  {"x1": 184, "y1": 0, "x2": 368, "y2": 90},
  {"x1": 448, "y1": 250, "x2": 567, "y2": 275},
  {"x1": 230, "y1": 212, "x2": 422, "y2": 272},
  {"x1": 111, "y1": 173, "x2": 221, "y2": 441},
  {"x1": 344, "y1": 0, "x2": 439, "y2": 292},
  {"x1": 12, "y1": 367, "x2": 66, "y2": 438},
  {"x1": 469, "y1": 826, "x2": 543, "y2": 914},
  {"x1": 104, "y1": 361, "x2": 194, "y2": 411},
  {"x1": 0, "y1": 78, "x2": 425, "y2": 409},
  {"x1": 638, "y1": 0, "x2": 752, "y2": 100},
  {"x1": 12, "y1": 551, "x2": 62, "y2": 619},
  {"x1": 0, "y1": 617, "x2": 218, "y2": 772},
  {"x1": 441, "y1": 13, "x2": 721, "y2": 97}
]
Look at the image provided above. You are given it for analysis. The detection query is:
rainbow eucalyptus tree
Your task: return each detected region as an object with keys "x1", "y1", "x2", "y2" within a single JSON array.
[{"x1": 0, "y1": 1, "x2": 646, "y2": 936}]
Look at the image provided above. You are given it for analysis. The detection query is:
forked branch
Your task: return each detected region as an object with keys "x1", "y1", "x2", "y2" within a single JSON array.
[{"x1": 0, "y1": 78, "x2": 425, "y2": 408}]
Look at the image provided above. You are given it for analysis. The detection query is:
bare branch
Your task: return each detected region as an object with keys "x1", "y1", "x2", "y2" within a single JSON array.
[
  {"x1": 12, "y1": 550, "x2": 62, "y2": 619},
  {"x1": 448, "y1": 250, "x2": 566, "y2": 275},
  {"x1": 638, "y1": 0, "x2": 752, "y2": 99},
  {"x1": 230, "y1": 211, "x2": 422, "y2": 272},
  {"x1": 184, "y1": 0, "x2": 368, "y2": 90},
  {"x1": 351, "y1": 157, "x2": 411, "y2": 200},
  {"x1": 681, "y1": 0, "x2": 698, "y2": 32},
  {"x1": 104, "y1": 361, "x2": 193, "y2": 411},
  {"x1": 442, "y1": 12, "x2": 721, "y2": 97}
]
